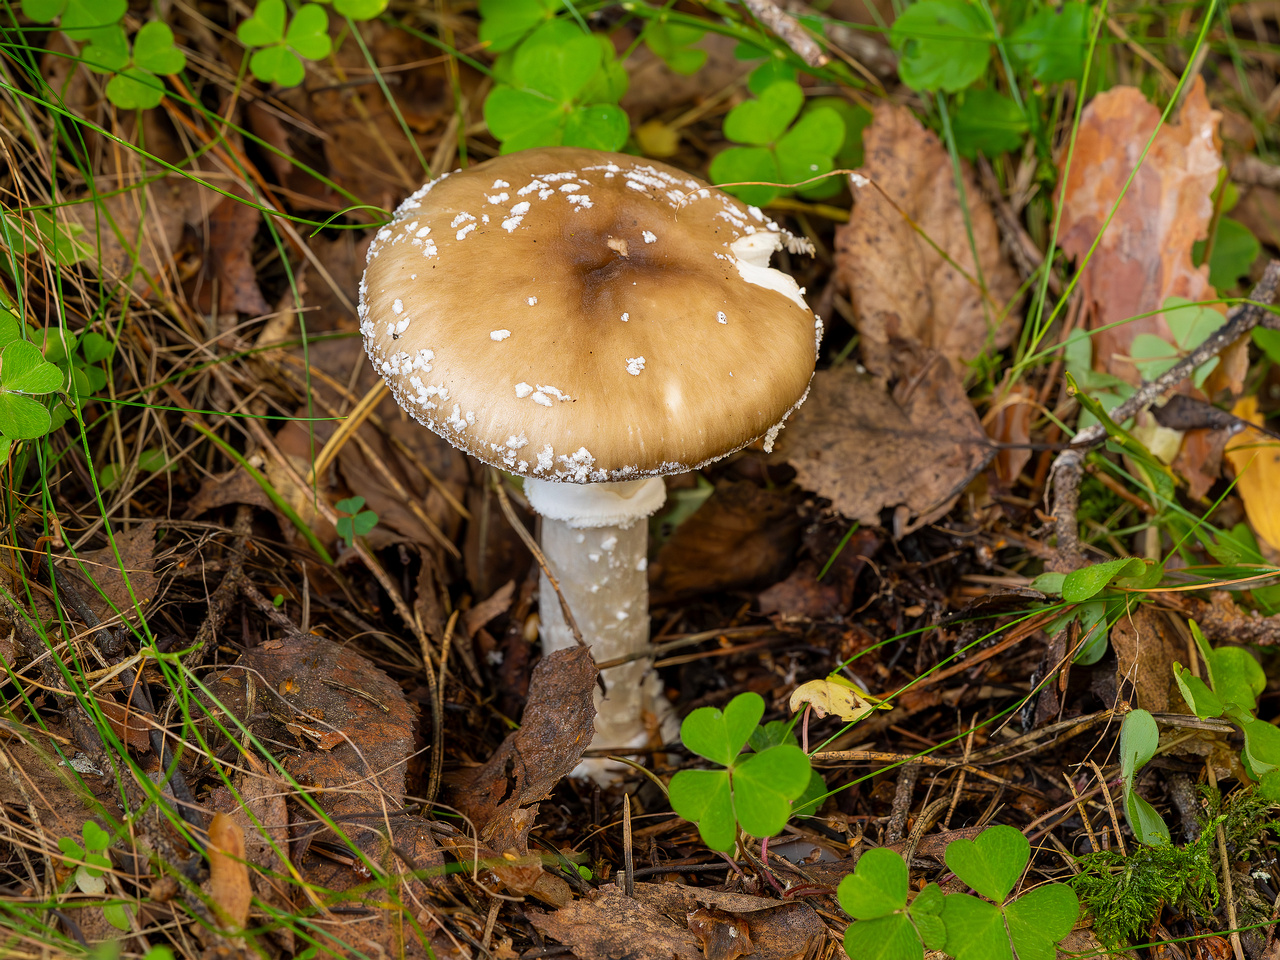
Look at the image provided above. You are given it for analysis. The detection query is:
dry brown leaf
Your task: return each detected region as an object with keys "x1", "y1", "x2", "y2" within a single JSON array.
[
  {"x1": 771, "y1": 358, "x2": 993, "y2": 529},
  {"x1": 1110, "y1": 605, "x2": 1185, "y2": 713},
  {"x1": 528, "y1": 892, "x2": 703, "y2": 960},
  {"x1": 453, "y1": 646, "x2": 597, "y2": 854},
  {"x1": 1224, "y1": 396, "x2": 1280, "y2": 551},
  {"x1": 94, "y1": 698, "x2": 153, "y2": 751},
  {"x1": 464, "y1": 579, "x2": 515, "y2": 638},
  {"x1": 76, "y1": 521, "x2": 159, "y2": 616},
  {"x1": 1057, "y1": 79, "x2": 1239, "y2": 391},
  {"x1": 688, "y1": 908, "x2": 754, "y2": 960},
  {"x1": 835, "y1": 103, "x2": 1022, "y2": 378},
  {"x1": 985, "y1": 382, "x2": 1036, "y2": 485},
  {"x1": 758, "y1": 561, "x2": 844, "y2": 620},
  {"x1": 634, "y1": 883, "x2": 828, "y2": 960},
  {"x1": 207, "y1": 811, "x2": 252, "y2": 930},
  {"x1": 650, "y1": 479, "x2": 803, "y2": 601},
  {"x1": 209, "y1": 189, "x2": 270, "y2": 317}
]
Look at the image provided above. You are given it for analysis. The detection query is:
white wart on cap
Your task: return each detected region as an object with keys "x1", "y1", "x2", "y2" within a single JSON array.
[{"x1": 360, "y1": 147, "x2": 820, "y2": 482}]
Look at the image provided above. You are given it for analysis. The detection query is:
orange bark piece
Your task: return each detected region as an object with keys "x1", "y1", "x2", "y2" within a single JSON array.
[{"x1": 207, "y1": 811, "x2": 252, "y2": 931}]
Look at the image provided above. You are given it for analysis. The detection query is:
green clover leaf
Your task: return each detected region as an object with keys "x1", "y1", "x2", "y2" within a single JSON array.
[
  {"x1": 843, "y1": 913, "x2": 922, "y2": 960},
  {"x1": 1004, "y1": 884, "x2": 1080, "y2": 960},
  {"x1": 889, "y1": 0, "x2": 991, "y2": 93},
  {"x1": 82, "y1": 821, "x2": 110, "y2": 852},
  {"x1": 58, "y1": 836, "x2": 86, "y2": 862},
  {"x1": 512, "y1": 20, "x2": 600, "y2": 101},
  {"x1": 1010, "y1": 2, "x2": 1090, "y2": 82},
  {"x1": 723, "y1": 81, "x2": 804, "y2": 146},
  {"x1": 332, "y1": 0, "x2": 389, "y2": 18},
  {"x1": 82, "y1": 25, "x2": 130, "y2": 73},
  {"x1": 239, "y1": 0, "x2": 331, "y2": 87},
  {"x1": 731, "y1": 744, "x2": 811, "y2": 838},
  {"x1": 563, "y1": 104, "x2": 628, "y2": 151},
  {"x1": 939, "y1": 893, "x2": 1009, "y2": 960},
  {"x1": 944, "y1": 825, "x2": 1028, "y2": 903},
  {"x1": 3, "y1": 339, "x2": 64, "y2": 395},
  {"x1": 909, "y1": 883, "x2": 947, "y2": 950},
  {"x1": 484, "y1": 88, "x2": 563, "y2": 152},
  {"x1": 838, "y1": 848, "x2": 909, "y2": 919},
  {"x1": 668, "y1": 768, "x2": 735, "y2": 851},
  {"x1": 680, "y1": 691, "x2": 764, "y2": 766},
  {"x1": 479, "y1": 0, "x2": 562, "y2": 52},
  {"x1": 708, "y1": 146, "x2": 780, "y2": 207},
  {"x1": 643, "y1": 20, "x2": 708, "y2": 75},
  {"x1": 24, "y1": 0, "x2": 127, "y2": 41}
]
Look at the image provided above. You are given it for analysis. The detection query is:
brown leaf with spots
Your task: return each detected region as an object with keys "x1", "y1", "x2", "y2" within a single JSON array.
[
  {"x1": 635, "y1": 883, "x2": 829, "y2": 960},
  {"x1": 1057, "y1": 79, "x2": 1235, "y2": 389},
  {"x1": 772, "y1": 357, "x2": 993, "y2": 530},
  {"x1": 453, "y1": 646, "x2": 597, "y2": 854},
  {"x1": 207, "y1": 811, "x2": 252, "y2": 930},
  {"x1": 835, "y1": 103, "x2": 1022, "y2": 379}
]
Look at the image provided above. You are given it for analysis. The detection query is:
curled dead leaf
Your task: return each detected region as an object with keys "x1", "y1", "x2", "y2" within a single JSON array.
[
  {"x1": 207, "y1": 811, "x2": 252, "y2": 931},
  {"x1": 1225, "y1": 396, "x2": 1280, "y2": 551},
  {"x1": 789, "y1": 677, "x2": 889, "y2": 722}
]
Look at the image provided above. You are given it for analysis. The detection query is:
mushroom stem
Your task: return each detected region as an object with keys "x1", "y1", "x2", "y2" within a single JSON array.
[{"x1": 526, "y1": 477, "x2": 675, "y2": 783}]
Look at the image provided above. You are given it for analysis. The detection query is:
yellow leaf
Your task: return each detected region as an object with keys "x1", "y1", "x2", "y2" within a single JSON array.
[
  {"x1": 789, "y1": 677, "x2": 890, "y2": 722},
  {"x1": 1224, "y1": 396, "x2": 1280, "y2": 551}
]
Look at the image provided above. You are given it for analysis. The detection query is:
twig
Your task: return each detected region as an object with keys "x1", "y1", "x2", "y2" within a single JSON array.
[
  {"x1": 1087, "y1": 760, "x2": 1126, "y2": 857},
  {"x1": 884, "y1": 763, "x2": 919, "y2": 844},
  {"x1": 740, "y1": 0, "x2": 828, "y2": 67},
  {"x1": 1206, "y1": 764, "x2": 1246, "y2": 960},
  {"x1": 488, "y1": 470, "x2": 585, "y2": 649},
  {"x1": 1046, "y1": 260, "x2": 1280, "y2": 570},
  {"x1": 622, "y1": 793, "x2": 635, "y2": 898},
  {"x1": 187, "y1": 505, "x2": 252, "y2": 664}
]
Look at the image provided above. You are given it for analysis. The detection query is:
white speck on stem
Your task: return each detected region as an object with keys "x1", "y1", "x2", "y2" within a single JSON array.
[
  {"x1": 625, "y1": 357, "x2": 645, "y2": 375},
  {"x1": 528, "y1": 296, "x2": 538, "y2": 306},
  {"x1": 490, "y1": 330, "x2": 511, "y2": 341},
  {"x1": 642, "y1": 231, "x2": 656, "y2": 243},
  {"x1": 456, "y1": 223, "x2": 476, "y2": 240},
  {"x1": 621, "y1": 313, "x2": 629, "y2": 322},
  {"x1": 392, "y1": 299, "x2": 404, "y2": 314},
  {"x1": 515, "y1": 382, "x2": 533, "y2": 398},
  {"x1": 717, "y1": 311, "x2": 727, "y2": 324},
  {"x1": 532, "y1": 392, "x2": 552, "y2": 407}
]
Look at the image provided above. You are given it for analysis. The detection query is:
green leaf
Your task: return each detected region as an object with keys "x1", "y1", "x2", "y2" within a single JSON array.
[
  {"x1": 643, "y1": 20, "x2": 707, "y2": 75},
  {"x1": 60, "y1": 0, "x2": 126, "y2": 41},
  {"x1": 82, "y1": 821, "x2": 110, "y2": 852},
  {"x1": 952, "y1": 89, "x2": 1027, "y2": 158},
  {"x1": 132, "y1": 20, "x2": 186, "y2": 75},
  {"x1": 943, "y1": 825, "x2": 1028, "y2": 903},
  {"x1": 102, "y1": 901, "x2": 131, "y2": 931},
  {"x1": 334, "y1": 0, "x2": 389, "y2": 17},
  {"x1": 748, "y1": 60, "x2": 797, "y2": 95},
  {"x1": 1072, "y1": 601, "x2": 1110, "y2": 665},
  {"x1": 1205, "y1": 646, "x2": 1265, "y2": 712},
  {"x1": 336, "y1": 496, "x2": 366, "y2": 514},
  {"x1": 731, "y1": 743, "x2": 810, "y2": 839},
  {"x1": 1195, "y1": 217, "x2": 1260, "y2": 291},
  {"x1": 939, "y1": 894, "x2": 1010, "y2": 960},
  {"x1": 286, "y1": 4, "x2": 333, "y2": 60},
  {"x1": 1129, "y1": 332, "x2": 1180, "y2": 381},
  {"x1": 791, "y1": 767, "x2": 827, "y2": 817},
  {"x1": 749, "y1": 720, "x2": 797, "y2": 751},
  {"x1": 668, "y1": 768, "x2": 735, "y2": 852},
  {"x1": 1119, "y1": 708, "x2": 1159, "y2": 782},
  {"x1": 1029, "y1": 572, "x2": 1065, "y2": 595},
  {"x1": 580, "y1": 40, "x2": 628, "y2": 103},
  {"x1": 804, "y1": 97, "x2": 871, "y2": 171},
  {"x1": 238, "y1": 0, "x2": 287, "y2": 46},
  {"x1": 837, "y1": 847, "x2": 909, "y2": 919},
  {"x1": 0, "y1": 210, "x2": 93, "y2": 266},
  {"x1": 1009, "y1": 2, "x2": 1089, "y2": 82},
  {"x1": 1172, "y1": 663, "x2": 1224, "y2": 720},
  {"x1": 22, "y1": 0, "x2": 66, "y2": 23},
  {"x1": 889, "y1": 0, "x2": 991, "y2": 93},
  {"x1": 778, "y1": 106, "x2": 845, "y2": 161},
  {"x1": 909, "y1": 883, "x2": 946, "y2": 950},
  {"x1": 1061, "y1": 557, "x2": 1145, "y2": 602},
  {"x1": 708, "y1": 146, "x2": 781, "y2": 207},
  {"x1": 2, "y1": 340, "x2": 63, "y2": 394},
  {"x1": 352, "y1": 510, "x2": 378, "y2": 537},
  {"x1": 724, "y1": 81, "x2": 804, "y2": 146},
  {"x1": 1260, "y1": 770, "x2": 1280, "y2": 802},
  {"x1": 479, "y1": 0, "x2": 560, "y2": 52},
  {"x1": 1240, "y1": 716, "x2": 1280, "y2": 776},
  {"x1": 1005, "y1": 885, "x2": 1080, "y2": 960},
  {"x1": 1163, "y1": 297, "x2": 1224, "y2": 353},
  {"x1": 1125, "y1": 788, "x2": 1170, "y2": 845},
  {"x1": 484, "y1": 87, "x2": 562, "y2": 149},
  {"x1": 843, "y1": 914, "x2": 923, "y2": 960},
  {"x1": 680, "y1": 691, "x2": 764, "y2": 767},
  {"x1": 564, "y1": 104, "x2": 628, "y2": 151},
  {"x1": 249, "y1": 43, "x2": 305, "y2": 86},
  {"x1": 58, "y1": 836, "x2": 85, "y2": 861},
  {"x1": 513, "y1": 20, "x2": 600, "y2": 101},
  {"x1": 81, "y1": 25, "x2": 130, "y2": 74},
  {"x1": 138, "y1": 448, "x2": 170, "y2": 473},
  {"x1": 107, "y1": 68, "x2": 167, "y2": 110},
  {"x1": 79, "y1": 331, "x2": 113, "y2": 363},
  {"x1": 1254, "y1": 327, "x2": 1280, "y2": 365}
]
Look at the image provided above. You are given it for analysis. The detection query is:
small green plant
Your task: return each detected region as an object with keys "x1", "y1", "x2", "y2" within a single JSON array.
[
  {"x1": 839, "y1": 826, "x2": 1079, "y2": 960},
  {"x1": 1031, "y1": 555, "x2": 1159, "y2": 665},
  {"x1": 58, "y1": 820, "x2": 130, "y2": 931},
  {"x1": 1128, "y1": 297, "x2": 1229, "y2": 391},
  {"x1": 708, "y1": 65, "x2": 847, "y2": 206},
  {"x1": 668, "y1": 691, "x2": 812, "y2": 852},
  {"x1": 0, "y1": 317, "x2": 67, "y2": 455},
  {"x1": 82, "y1": 21, "x2": 187, "y2": 109},
  {"x1": 237, "y1": 0, "x2": 334, "y2": 87},
  {"x1": 1173, "y1": 621, "x2": 1279, "y2": 799},
  {"x1": 483, "y1": 20, "x2": 629, "y2": 153},
  {"x1": 1118, "y1": 707, "x2": 1169, "y2": 845},
  {"x1": 1072, "y1": 831, "x2": 1217, "y2": 948},
  {"x1": 334, "y1": 495, "x2": 378, "y2": 547},
  {"x1": 20, "y1": 0, "x2": 125, "y2": 41}
]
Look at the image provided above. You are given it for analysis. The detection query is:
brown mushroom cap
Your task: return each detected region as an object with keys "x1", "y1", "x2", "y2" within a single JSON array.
[{"x1": 360, "y1": 147, "x2": 819, "y2": 482}]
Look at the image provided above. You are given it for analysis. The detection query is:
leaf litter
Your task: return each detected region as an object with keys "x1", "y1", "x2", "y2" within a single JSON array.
[{"x1": 1, "y1": 7, "x2": 1279, "y2": 960}]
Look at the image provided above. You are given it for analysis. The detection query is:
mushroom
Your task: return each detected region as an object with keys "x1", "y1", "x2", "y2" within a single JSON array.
[{"x1": 360, "y1": 147, "x2": 820, "y2": 782}]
